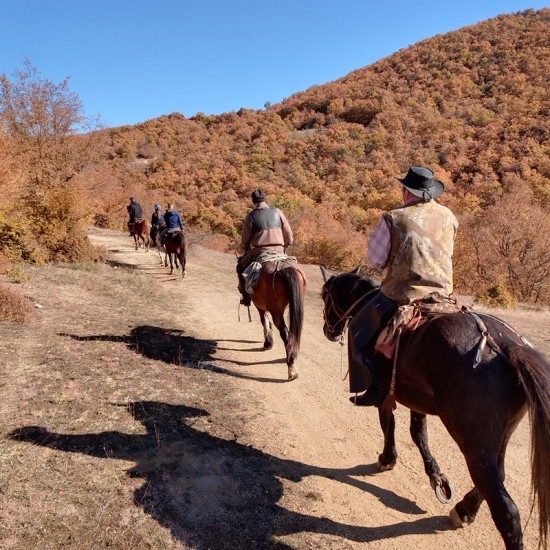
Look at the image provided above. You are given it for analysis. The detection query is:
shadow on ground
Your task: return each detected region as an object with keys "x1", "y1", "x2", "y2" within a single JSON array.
[
  {"x1": 59, "y1": 326, "x2": 295, "y2": 382},
  {"x1": 9, "y1": 400, "x2": 454, "y2": 549}
]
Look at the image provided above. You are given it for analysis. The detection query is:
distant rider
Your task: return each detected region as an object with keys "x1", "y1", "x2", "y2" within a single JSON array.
[
  {"x1": 127, "y1": 197, "x2": 143, "y2": 235},
  {"x1": 160, "y1": 203, "x2": 184, "y2": 245},
  {"x1": 150, "y1": 204, "x2": 165, "y2": 243}
]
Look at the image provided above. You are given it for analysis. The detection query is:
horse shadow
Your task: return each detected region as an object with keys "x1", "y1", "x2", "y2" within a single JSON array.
[
  {"x1": 59, "y1": 327, "x2": 294, "y2": 382},
  {"x1": 9, "y1": 400, "x2": 454, "y2": 548}
]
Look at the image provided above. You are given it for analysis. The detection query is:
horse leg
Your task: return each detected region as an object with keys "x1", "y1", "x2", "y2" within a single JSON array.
[
  {"x1": 450, "y1": 439, "x2": 510, "y2": 528},
  {"x1": 179, "y1": 251, "x2": 186, "y2": 278},
  {"x1": 258, "y1": 310, "x2": 273, "y2": 350},
  {"x1": 134, "y1": 235, "x2": 138, "y2": 250},
  {"x1": 168, "y1": 253, "x2": 174, "y2": 274},
  {"x1": 377, "y1": 406, "x2": 398, "y2": 471},
  {"x1": 272, "y1": 312, "x2": 297, "y2": 381},
  {"x1": 459, "y1": 452, "x2": 522, "y2": 550},
  {"x1": 157, "y1": 244, "x2": 163, "y2": 265},
  {"x1": 409, "y1": 411, "x2": 454, "y2": 503}
]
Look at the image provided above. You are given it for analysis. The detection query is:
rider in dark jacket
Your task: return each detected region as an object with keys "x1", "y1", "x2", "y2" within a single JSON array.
[
  {"x1": 127, "y1": 197, "x2": 143, "y2": 235},
  {"x1": 150, "y1": 204, "x2": 165, "y2": 242}
]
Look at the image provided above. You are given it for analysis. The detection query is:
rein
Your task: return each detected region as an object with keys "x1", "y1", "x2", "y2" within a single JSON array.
[
  {"x1": 323, "y1": 283, "x2": 378, "y2": 336},
  {"x1": 323, "y1": 281, "x2": 378, "y2": 380}
]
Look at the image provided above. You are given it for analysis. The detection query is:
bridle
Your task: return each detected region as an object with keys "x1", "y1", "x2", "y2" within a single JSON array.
[{"x1": 322, "y1": 278, "x2": 378, "y2": 339}]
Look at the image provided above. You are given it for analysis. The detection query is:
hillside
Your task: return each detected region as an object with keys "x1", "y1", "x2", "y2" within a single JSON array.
[
  {"x1": 1, "y1": 9, "x2": 549, "y2": 305},
  {"x1": 86, "y1": 9, "x2": 549, "y2": 304}
]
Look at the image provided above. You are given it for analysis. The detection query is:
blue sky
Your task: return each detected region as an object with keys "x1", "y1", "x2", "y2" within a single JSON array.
[{"x1": 1, "y1": 1, "x2": 547, "y2": 128}]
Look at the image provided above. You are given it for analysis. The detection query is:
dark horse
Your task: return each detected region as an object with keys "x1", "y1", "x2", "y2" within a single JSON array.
[
  {"x1": 131, "y1": 218, "x2": 150, "y2": 251},
  {"x1": 320, "y1": 267, "x2": 550, "y2": 550},
  {"x1": 163, "y1": 230, "x2": 187, "y2": 277},
  {"x1": 249, "y1": 261, "x2": 307, "y2": 381}
]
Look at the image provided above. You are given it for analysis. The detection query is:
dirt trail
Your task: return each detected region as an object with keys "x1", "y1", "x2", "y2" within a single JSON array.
[
  {"x1": 2, "y1": 227, "x2": 548, "y2": 549},
  {"x1": 90, "y1": 228, "x2": 550, "y2": 550}
]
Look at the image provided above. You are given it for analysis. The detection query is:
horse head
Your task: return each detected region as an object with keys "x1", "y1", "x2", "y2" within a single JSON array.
[{"x1": 319, "y1": 266, "x2": 379, "y2": 341}]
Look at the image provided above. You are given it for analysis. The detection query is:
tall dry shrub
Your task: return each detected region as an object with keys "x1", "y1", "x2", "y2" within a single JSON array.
[
  {"x1": 460, "y1": 184, "x2": 550, "y2": 305},
  {"x1": 0, "y1": 60, "x2": 101, "y2": 262}
]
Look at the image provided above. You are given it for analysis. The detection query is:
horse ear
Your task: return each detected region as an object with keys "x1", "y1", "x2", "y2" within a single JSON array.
[
  {"x1": 320, "y1": 265, "x2": 330, "y2": 282},
  {"x1": 320, "y1": 265, "x2": 340, "y2": 281}
]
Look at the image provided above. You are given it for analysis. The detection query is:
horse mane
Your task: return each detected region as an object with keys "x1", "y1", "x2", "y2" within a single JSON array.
[{"x1": 329, "y1": 271, "x2": 380, "y2": 296}]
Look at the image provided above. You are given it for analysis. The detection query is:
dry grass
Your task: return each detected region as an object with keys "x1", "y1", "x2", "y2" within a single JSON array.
[{"x1": 0, "y1": 260, "x2": 284, "y2": 550}]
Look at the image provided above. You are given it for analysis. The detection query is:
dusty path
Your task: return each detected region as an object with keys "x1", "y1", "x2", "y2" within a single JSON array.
[
  {"x1": 87, "y1": 228, "x2": 548, "y2": 550},
  {"x1": 2, "y1": 227, "x2": 547, "y2": 550}
]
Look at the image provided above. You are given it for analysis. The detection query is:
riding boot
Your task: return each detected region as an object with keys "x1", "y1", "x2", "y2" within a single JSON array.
[
  {"x1": 350, "y1": 358, "x2": 386, "y2": 407},
  {"x1": 238, "y1": 275, "x2": 251, "y2": 306}
]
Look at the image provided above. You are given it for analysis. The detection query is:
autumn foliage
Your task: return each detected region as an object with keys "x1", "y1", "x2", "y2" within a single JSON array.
[{"x1": 1, "y1": 10, "x2": 549, "y2": 305}]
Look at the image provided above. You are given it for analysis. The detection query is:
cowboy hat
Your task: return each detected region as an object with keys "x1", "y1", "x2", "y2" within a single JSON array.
[{"x1": 397, "y1": 166, "x2": 444, "y2": 200}]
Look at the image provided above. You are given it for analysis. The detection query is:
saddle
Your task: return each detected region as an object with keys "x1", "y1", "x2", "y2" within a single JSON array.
[
  {"x1": 375, "y1": 292, "x2": 463, "y2": 359},
  {"x1": 166, "y1": 229, "x2": 182, "y2": 240}
]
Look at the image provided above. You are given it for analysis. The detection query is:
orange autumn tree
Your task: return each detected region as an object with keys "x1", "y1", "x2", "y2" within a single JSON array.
[{"x1": 0, "y1": 60, "x2": 102, "y2": 262}]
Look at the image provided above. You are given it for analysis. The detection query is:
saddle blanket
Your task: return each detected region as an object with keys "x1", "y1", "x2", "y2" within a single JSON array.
[{"x1": 242, "y1": 252, "x2": 302, "y2": 295}]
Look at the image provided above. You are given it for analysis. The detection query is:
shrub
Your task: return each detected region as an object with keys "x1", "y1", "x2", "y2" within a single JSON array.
[
  {"x1": 477, "y1": 281, "x2": 517, "y2": 308},
  {"x1": 7, "y1": 265, "x2": 30, "y2": 284},
  {"x1": 0, "y1": 283, "x2": 34, "y2": 322}
]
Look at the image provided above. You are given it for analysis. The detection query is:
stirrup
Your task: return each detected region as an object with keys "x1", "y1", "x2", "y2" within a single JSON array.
[
  {"x1": 240, "y1": 295, "x2": 251, "y2": 307},
  {"x1": 350, "y1": 386, "x2": 386, "y2": 407}
]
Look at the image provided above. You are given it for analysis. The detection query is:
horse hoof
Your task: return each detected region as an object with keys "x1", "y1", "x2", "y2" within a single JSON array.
[
  {"x1": 377, "y1": 459, "x2": 396, "y2": 472},
  {"x1": 430, "y1": 475, "x2": 454, "y2": 504},
  {"x1": 435, "y1": 480, "x2": 454, "y2": 504},
  {"x1": 449, "y1": 507, "x2": 468, "y2": 528},
  {"x1": 288, "y1": 368, "x2": 298, "y2": 381}
]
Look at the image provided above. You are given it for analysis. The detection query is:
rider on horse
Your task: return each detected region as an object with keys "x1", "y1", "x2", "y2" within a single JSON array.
[
  {"x1": 160, "y1": 203, "x2": 184, "y2": 245},
  {"x1": 150, "y1": 204, "x2": 165, "y2": 242},
  {"x1": 237, "y1": 189, "x2": 294, "y2": 307},
  {"x1": 127, "y1": 197, "x2": 143, "y2": 235},
  {"x1": 349, "y1": 166, "x2": 458, "y2": 406}
]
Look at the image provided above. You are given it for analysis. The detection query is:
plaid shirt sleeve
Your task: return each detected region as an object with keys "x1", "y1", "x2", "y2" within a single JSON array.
[{"x1": 367, "y1": 218, "x2": 391, "y2": 269}]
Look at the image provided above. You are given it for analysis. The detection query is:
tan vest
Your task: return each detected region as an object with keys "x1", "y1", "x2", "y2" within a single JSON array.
[{"x1": 380, "y1": 201, "x2": 458, "y2": 305}]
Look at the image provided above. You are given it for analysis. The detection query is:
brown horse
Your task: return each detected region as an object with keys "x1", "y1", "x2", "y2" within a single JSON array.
[
  {"x1": 249, "y1": 260, "x2": 307, "y2": 381},
  {"x1": 163, "y1": 230, "x2": 187, "y2": 277},
  {"x1": 320, "y1": 267, "x2": 550, "y2": 550},
  {"x1": 131, "y1": 218, "x2": 150, "y2": 251}
]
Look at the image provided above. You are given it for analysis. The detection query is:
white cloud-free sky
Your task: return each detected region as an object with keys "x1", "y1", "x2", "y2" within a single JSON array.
[{"x1": 2, "y1": 0, "x2": 547, "y2": 127}]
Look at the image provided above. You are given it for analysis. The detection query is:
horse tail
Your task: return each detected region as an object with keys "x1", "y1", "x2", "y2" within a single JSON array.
[
  {"x1": 506, "y1": 344, "x2": 550, "y2": 547},
  {"x1": 280, "y1": 267, "x2": 304, "y2": 364}
]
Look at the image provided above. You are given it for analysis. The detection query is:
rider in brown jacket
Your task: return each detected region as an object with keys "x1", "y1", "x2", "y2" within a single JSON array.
[{"x1": 236, "y1": 189, "x2": 294, "y2": 306}]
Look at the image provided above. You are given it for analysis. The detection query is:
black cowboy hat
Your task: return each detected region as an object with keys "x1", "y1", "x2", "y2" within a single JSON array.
[
  {"x1": 251, "y1": 189, "x2": 266, "y2": 203},
  {"x1": 397, "y1": 166, "x2": 444, "y2": 200}
]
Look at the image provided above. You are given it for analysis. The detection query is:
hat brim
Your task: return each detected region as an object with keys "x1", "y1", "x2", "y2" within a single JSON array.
[{"x1": 396, "y1": 177, "x2": 445, "y2": 200}]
